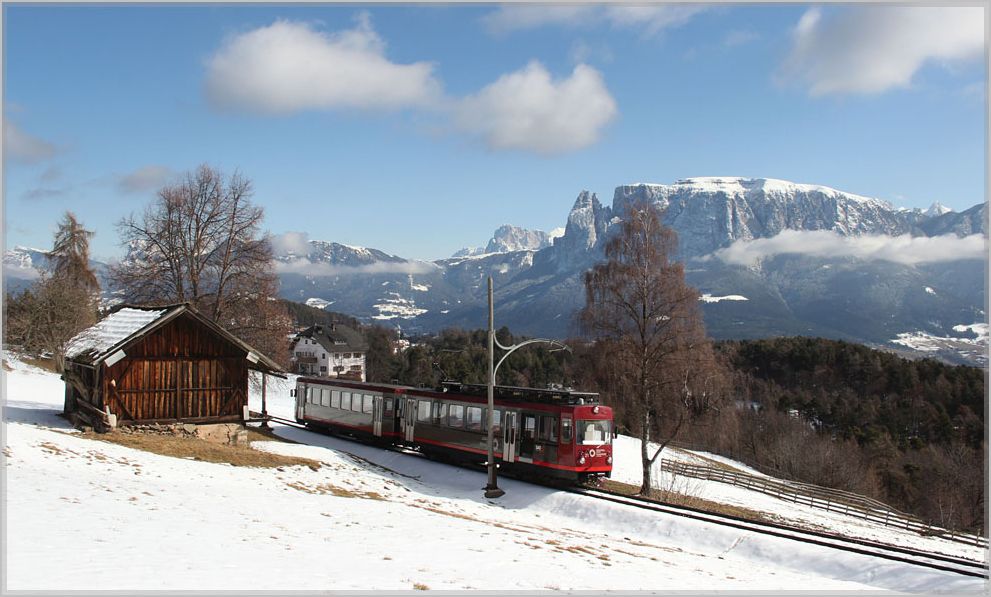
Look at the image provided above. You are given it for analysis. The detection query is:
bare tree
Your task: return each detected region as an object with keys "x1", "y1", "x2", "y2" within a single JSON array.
[
  {"x1": 5, "y1": 212, "x2": 100, "y2": 373},
  {"x1": 579, "y1": 203, "x2": 723, "y2": 495},
  {"x1": 5, "y1": 274, "x2": 97, "y2": 372},
  {"x1": 109, "y1": 164, "x2": 283, "y2": 347}
]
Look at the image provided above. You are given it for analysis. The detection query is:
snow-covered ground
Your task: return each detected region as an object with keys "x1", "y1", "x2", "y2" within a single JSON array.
[
  {"x1": 2, "y1": 359, "x2": 986, "y2": 591},
  {"x1": 891, "y1": 325, "x2": 989, "y2": 366}
]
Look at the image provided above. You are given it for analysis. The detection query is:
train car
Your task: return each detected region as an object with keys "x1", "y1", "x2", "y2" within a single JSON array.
[{"x1": 292, "y1": 377, "x2": 613, "y2": 483}]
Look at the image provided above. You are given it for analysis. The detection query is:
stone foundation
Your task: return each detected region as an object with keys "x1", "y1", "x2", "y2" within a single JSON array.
[{"x1": 118, "y1": 422, "x2": 248, "y2": 445}]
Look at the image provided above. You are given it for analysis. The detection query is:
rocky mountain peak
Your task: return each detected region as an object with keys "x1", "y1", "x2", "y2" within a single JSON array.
[
  {"x1": 924, "y1": 202, "x2": 953, "y2": 218},
  {"x1": 485, "y1": 224, "x2": 553, "y2": 254}
]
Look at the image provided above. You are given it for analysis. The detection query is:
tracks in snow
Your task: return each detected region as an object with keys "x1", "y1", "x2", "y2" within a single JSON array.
[{"x1": 568, "y1": 487, "x2": 988, "y2": 579}]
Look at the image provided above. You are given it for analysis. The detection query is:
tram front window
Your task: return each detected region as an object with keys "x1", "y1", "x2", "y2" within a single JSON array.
[{"x1": 577, "y1": 420, "x2": 611, "y2": 444}]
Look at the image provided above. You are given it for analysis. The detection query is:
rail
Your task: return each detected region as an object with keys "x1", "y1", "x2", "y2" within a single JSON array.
[{"x1": 661, "y1": 459, "x2": 988, "y2": 548}]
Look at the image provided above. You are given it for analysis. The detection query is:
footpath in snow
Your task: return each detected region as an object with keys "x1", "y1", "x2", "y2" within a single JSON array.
[{"x1": 2, "y1": 360, "x2": 986, "y2": 592}]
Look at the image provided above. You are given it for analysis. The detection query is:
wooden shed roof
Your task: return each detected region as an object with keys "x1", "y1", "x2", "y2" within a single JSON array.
[{"x1": 65, "y1": 303, "x2": 286, "y2": 377}]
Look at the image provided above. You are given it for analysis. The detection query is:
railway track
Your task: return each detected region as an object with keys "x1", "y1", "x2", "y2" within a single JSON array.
[
  {"x1": 257, "y1": 415, "x2": 988, "y2": 579},
  {"x1": 567, "y1": 486, "x2": 988, "y2": 579}
]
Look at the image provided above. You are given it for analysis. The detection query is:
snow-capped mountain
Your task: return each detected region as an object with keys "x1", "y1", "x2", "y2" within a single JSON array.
[
  {"x1": 3, "y1": 245, "x2": 111, "y2": 295},
  {"x1": 5, "y1": 176, "x2": 985, "y2": 365},
  {"x1": 485, "y1": 224, "x2": 554, "y2": 253},
  {"x1": 3, "y1": 246, "x2": 51, "y2": 280},
  {"x1": 271, "y1": 177, "x2": 986, "y2": 366},
  {"x1": 451, "y1": 224, "x2": 556, "y2": 258},
  {"x1": 612, "y1": 177, "x2": 922, "y2": 258}
]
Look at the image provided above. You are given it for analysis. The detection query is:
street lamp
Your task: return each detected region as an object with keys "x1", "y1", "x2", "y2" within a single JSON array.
[{"x1": 484, "y1": 275, "x2": 571, "y2": 499}]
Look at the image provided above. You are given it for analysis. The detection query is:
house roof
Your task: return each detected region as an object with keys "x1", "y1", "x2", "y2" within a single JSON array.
[
  {"x1": 295, "y1": 323, "x2": 368, "y2": 354},
  {"x1": 65, "y1": 303, "x2": 286, "y2": 377},
  {"x1": 66, "y1": 307, "x2": 167, "y2": 362}
]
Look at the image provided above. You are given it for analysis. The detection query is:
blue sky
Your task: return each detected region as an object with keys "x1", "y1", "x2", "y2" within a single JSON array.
[{"x1": 3, "y1": 4, "x2": 986, "y2": 262}]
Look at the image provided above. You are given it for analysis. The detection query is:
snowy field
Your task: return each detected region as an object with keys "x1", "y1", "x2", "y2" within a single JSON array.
[{"x1": 2, "y1": 358, "x2": 987, "y2": 592}]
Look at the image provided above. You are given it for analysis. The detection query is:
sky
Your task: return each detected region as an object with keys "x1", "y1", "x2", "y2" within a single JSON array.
[{"x1": 3, "y1": 4, "x2": 987, "y2": 262}]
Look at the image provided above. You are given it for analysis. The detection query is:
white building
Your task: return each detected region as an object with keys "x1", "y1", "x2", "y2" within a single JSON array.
[{"x1": 290, "y1": 323, "x2": 368, "y2": 381}]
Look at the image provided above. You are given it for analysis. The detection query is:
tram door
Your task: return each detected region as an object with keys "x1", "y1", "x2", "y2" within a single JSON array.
[
  {"x1": 404, "y1": 398, "x2": 417, "y2": 442},
  {"x1": 518, "y1": 413, "x2": 537, "y2": 463},
  {"x1": 294, "y1": 384, "x2": 306, "y2": 421},
  {"x1": 372, "y1": 396, "x2": 383, "y2": 437},
  {"x1": 503, "y1": 411, "x2": 518, "y2": 462}
]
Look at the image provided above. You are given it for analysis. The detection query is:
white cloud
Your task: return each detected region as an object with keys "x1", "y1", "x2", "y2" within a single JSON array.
[
  {"x1": 4, "y1": 123, "x2": 58, "y2": 164},
  {"x1": 549, "y1": 227, "x2": 566, "y2": 239},
  {"x1": 454, "y1": 62, "x2": 617, "y2": 155},
  {"x1": 270, "y1": 231, "x2": 314, "y2": 257},
  {"x1": 603, "y1": 6, "x2": 707, "y2": 36},
  {"x1": 273, "y1": 257, "x2": 438, "y2": 277},
  {"x1": 118, "y1": 165, "x2": 175, "y2": 194},
  {"x1": 781, "y1": 6, "x2": 984, "y2": 96},
  {"x1": 710, "y1": 230, "x2": 988, "y2": 266},
  {"x1": 204, "y1": 16, "x2": 443, "y2": 113},
  {"x1": 482, "y1": 5, "x2": 705, "y2": 36},
  {"x1": 723, "y1": 30, "x2": 759, "y2": 47}
]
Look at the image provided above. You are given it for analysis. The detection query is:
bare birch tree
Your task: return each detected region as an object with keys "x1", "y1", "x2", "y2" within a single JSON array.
[
  {"x1": 579, "y1": 203, "x2": 723, "y2": 495},
  {"x1": 109, "y1": 164, "x2": 290, "y2": 351}
]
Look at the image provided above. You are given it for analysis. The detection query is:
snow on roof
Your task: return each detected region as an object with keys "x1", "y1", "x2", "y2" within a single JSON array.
[{"x1": 65, "y1": 307, "x2": 168, "y2": 362}]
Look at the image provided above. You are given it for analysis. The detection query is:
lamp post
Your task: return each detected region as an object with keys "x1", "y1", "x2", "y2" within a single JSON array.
[{"x1": 484, "y1": 275, "x2": 571, "y2": 499}]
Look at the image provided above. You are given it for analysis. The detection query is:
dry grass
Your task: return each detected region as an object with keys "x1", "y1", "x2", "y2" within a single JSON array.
[
  {"x1": 599, "y1": 478, "x2": 773, "y2": 523},
  {"x1": 284, "y1": 481, "x2": 385, "y2": 500},
  {"x1": 413, "y1": 583, "x2": 430, "y2": 591},
  {"x1": 17, "y1": 356, "x2": 59, "y2": 373},
  {"x1": 78, "y1": 428, "x2": 321, "y2": 470}
]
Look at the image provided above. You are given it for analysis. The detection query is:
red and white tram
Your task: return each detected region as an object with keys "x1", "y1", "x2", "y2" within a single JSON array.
[{"x1": 293, "y1": 378, "x2": 613, "y2": 482}]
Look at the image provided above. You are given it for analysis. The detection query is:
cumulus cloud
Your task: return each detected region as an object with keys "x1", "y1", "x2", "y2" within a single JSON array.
[
  {"x1": 270, "y1": 231, "x2": 314, "y2": 257},
  {"x1": 4, "y1": 123, "x2": 58, "y2": 164},
  {"x1": 274, "y1": 258, "x2": 438, "y2": 277},
  {"x1": 780, "y1": 6, "x2": 984, "y2": 96},
  {"x1": 482, "y1": 5, "x2": 705, "y2": 36},
  {"x1": 709, "y1": 230, "x2": 988, "y2": 266},
  {"x1": 118, "y1": 165, "x2": 175, "y2": 194},
  {"x1": 454, "y1": 61, "x2": 617, "y2": 155},
  {"x1": 204, "y1": 15, "x2": 443, "y2": 113}
]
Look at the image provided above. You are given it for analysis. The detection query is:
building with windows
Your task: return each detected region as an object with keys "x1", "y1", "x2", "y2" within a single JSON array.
[{"x1": 290, "y1": 323, "x2": 368, "y2": 381}]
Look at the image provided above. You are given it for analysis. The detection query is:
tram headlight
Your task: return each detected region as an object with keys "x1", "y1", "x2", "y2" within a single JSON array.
[
  {"x1": 606, "y1": 455, "x2": 613, "y2": 465},
  {"x1": 578, "y1": 454, "x2": 587, "y2": 465}
]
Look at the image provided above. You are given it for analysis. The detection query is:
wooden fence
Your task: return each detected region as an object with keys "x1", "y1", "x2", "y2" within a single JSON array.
[{"x1": 661, "y1": 459, "x2": 988, "y2": 548}]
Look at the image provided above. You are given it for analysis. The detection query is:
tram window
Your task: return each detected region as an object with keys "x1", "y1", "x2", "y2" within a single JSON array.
[
  {"x1": 577, "y1": 420, "x2": 611, "y2": 444},
  {"x1": 448, "y1": 404, "x2": 464, "y2": 428},
  {"x1": 431, "y1": 401, "x2": 445, "y2": 425},
  {"x1": 305, "y1": 387, "x2": 313, "y2": 403},
  {"x1": 417, "y1": 400, "x2": 432, "y2": 422},
  {"x1": 321, "y1": 388, "x2": 330, "y2": 407},
  {"x1": 490, "y1": 409, "x2": 503, "y2": 435},
  {"x1": 466, "y1": 407, "x2": 483, "y2": 431},
  {"x1": 523, "y1": 415, "x2": 536, "y2": 440},
  {"x1": 362, "y1": 394, "x2": 374, "y2": 414},
  {"x1": 341, "y1": 392, "x2": 352, "y2": 411},
  {"x1": 538, "y1": 416, "x2": 558, "y2": 443},
  {"x1": 561, "y1": 418, "x2": 573, "y2": 443},
  {"x1": 384, "y1": 398, "x2": 394, "y2": 415},
  {"x1": 331, "y1": 390, "x2": 341, "y2": 409}
]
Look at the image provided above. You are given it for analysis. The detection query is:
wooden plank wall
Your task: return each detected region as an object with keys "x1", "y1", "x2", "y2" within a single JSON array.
[{"x1": 101, "y1": 313, "x2": 249, "y2": 423}]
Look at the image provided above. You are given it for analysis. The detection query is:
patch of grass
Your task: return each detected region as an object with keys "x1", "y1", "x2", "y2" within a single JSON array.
[
  {"x1": 413, "y1": 583, "x2": 429, "y2": 591},
  {"x1": 284, "y1": 481, "x2": 385, "y2": 500},
  {"x1": 18, "y1": 356, "x2": 59, "y2": 373},
  {"x1": 79, "y1": 430, "x2": 321, "y2": 470},
  {"x1": 599, "y1": 478, "x2": 773, "y2": 523}
]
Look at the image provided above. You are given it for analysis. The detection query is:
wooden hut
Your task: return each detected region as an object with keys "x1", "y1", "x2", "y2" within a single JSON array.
[{"x1": 62, "y1": 303, "x2": 285, "y2": 429}]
